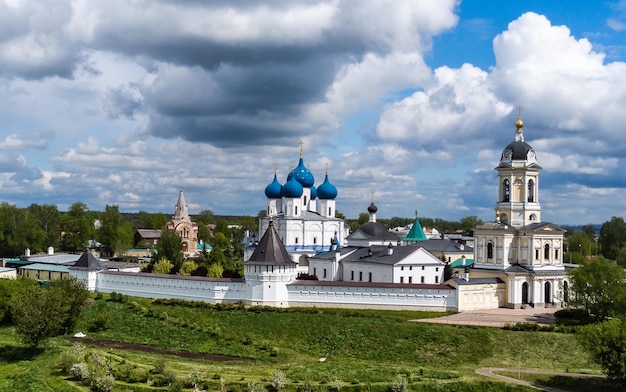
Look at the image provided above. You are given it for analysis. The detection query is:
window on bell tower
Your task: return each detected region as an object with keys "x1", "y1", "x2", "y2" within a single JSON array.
[
  {"x1": 528, "y1": 179, "x2": 534, "y2": 202},
  {"x1": 503, "y1": 179, "x2": 510, "y2": 202},
  {"x1": 487, "y1": 242, "x2": 494, "y2": 260},
  {"x1": 544, "y1": 243, "x2": 550, "y2": 260}
]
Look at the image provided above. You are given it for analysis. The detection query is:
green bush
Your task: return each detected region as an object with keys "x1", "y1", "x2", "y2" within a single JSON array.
[{"x1": 88, "y1": 312, "x2": 111, "y2": 332}]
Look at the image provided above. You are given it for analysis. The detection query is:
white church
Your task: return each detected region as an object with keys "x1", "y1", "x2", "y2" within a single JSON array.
[{"x1": 70, "y1": 114, "x2": 568, "y2": 312}]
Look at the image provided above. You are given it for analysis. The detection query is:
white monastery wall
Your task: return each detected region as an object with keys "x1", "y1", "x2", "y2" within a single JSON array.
[
  {"x1": 93, "y1": 271, "x2": 248, "y2": 303},
  {"x1": 287, "y1": 282, "x2": 457, "y2": 311},
  {"x1": 71, "y1": 269, "x2": 460, "y2": 311}
]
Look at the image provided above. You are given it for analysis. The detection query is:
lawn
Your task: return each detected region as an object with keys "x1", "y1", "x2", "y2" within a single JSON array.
[{"x1": 0, "y1": 294, "x2": 613, "y2": 391}]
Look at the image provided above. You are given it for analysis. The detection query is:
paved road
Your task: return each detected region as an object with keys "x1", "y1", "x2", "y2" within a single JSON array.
[
  {"x1": 475, "y1": 367, "x2": 604, "y2": 391},
  {"x1": 412, "y1": 307, "x2": 559, "y2": 327}
]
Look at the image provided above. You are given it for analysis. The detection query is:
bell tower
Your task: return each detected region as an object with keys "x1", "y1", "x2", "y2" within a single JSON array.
[{"x1": 495, "y1": 107, "x2": 541, "y2": 228}]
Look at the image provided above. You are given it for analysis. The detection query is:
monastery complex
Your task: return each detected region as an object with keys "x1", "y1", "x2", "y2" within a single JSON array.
[{"x1": 69, "y1": 115, "x2": 569, "y2": 312}]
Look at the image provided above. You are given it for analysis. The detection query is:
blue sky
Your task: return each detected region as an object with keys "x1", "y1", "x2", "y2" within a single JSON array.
[{"x1": 1, "y1": 0, "x2": 626, "y2": 225}]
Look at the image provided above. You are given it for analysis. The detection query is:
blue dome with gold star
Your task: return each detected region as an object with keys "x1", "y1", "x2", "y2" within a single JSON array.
[{"x1": 293, "y1": 158, "x2": 315, "y2": 187}]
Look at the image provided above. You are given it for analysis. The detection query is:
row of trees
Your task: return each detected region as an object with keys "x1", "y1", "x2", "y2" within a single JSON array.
[{"x1": 0, "y1": 201, "x2": 259, "y2": 259}]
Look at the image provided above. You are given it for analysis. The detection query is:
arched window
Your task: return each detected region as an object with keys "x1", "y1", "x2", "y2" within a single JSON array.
[
  {"x1": 527, "y1": 179, "x2": 535, "y2": 202},
  {"x1": 487, "y1": 242, "x2": 494, "y2": 259},
  {"x1": 529, "y1": 214, "x2": 536, "y2": 221},
  {"x1": 544, "y1": 243, "x2": 550, "y2": 260},
  {"x1": 295, "y1": 206, "x2": 298, "y2": 215},
  {"x1": 503, "y1": 179, "x2": 510, "y2": 202},
  {"x1": 328, "y1": 207, "x2": 332, "y2": 216}
]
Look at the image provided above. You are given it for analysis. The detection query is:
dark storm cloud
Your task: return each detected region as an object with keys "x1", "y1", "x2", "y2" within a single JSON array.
[
  {"x1": 148, "y1": 113, "x2": 301, "y2": 148},
  {"x1": 105, "y1": 85, "x2": 143, "y2": 120},
  {"x1": 0, "y1": 1, "x2": 79, "y2": 79}
]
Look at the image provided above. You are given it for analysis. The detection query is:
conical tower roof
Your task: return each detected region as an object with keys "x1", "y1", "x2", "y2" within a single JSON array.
[
  {"x1": 404, "y1": 216, "x2": 427, "y2": 242},
  {"x1": 173, "y1": 186, "x2": 190, "y2": 221},
  {"x1": 247, "y1": 221, "x2": 295, "y2": 265},
  {"x1": 71, "y1": 250, "x2": 103, "y2": 270}
]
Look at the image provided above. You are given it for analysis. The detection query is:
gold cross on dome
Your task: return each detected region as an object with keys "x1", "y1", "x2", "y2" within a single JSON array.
[
  {"x1": 517, "y1": 105, "x2": 523, "y2": 118},
  {"x1": 299, "y1": 140, "x2": 304, "y2": 157}
]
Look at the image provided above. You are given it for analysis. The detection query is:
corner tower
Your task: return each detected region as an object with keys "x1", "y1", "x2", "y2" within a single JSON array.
[{"x1": 495, "y1": 110, "x2": 541, "y2": 227}]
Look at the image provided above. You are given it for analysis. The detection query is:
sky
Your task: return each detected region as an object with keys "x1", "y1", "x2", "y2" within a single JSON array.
[{"x1": 1, "y1": 0, "x2": 626, "y2": 225}]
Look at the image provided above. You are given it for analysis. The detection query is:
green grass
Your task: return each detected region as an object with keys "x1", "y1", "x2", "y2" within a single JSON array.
[{"x1": 0, "y1": 295, "x2": 605, "y2": 391}]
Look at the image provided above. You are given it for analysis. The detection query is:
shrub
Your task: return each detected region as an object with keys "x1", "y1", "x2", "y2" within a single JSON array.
[
  {"x1": 88, "y1": 312, "x2": 111, "y2": 332},
  {"x1": 69, "y1": 362, "x2": 89, "y2": 381},
  {"x1": 391, "y1": 375, "x2": 408, "y2": 392},
  {"x1": 90, "y1": 375, "x2": 115, "y2": 392},
  {"x1": 273, "y1": 371, "x2": 286, "y2": 392},
  {"x1": 109, "y1": 292, "x2": 128, "y2": 303}
]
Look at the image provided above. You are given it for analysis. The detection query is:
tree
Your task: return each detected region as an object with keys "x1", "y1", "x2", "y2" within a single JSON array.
[
  {"x1": 569, "y1": 257, "x2": 626, "y2": 322},
  {"x1": 179, "y1": 260, "x2": 198, "y2": 276},
  {"x1": 566, "y1": 232, "x2": 593, "y2": 258},
  {"x1": 61, "y1": 202, "x2": 94, "y2": 252},
  {"x1": 599, "y1": 216, "x2": 626, "y2": 260},
  {"x1": 97, "y1": 205, "x2": 125, "y2": 257},
  {"x1": 207, "y1": 263, "x2": 224, "y2": 278},
  {"x1": 27, "y1": 203, "x2": 61, "y2": 251},
  {"x1": 459, "y1": 215, "x2": 483, "y2": 236},
  {"x1": 137, "y1": 210, "x2": 168, "y2": 229},
  {"x1": 10, "y1": 280, "x2": 87, "y2": 347},
  {"x1": 49, "y1": 277, "x2": 90, "y2": 335},
  {"x1": 578, "y1": 317, "x2": 626, "y2": 385},
  {"x1": 197, "y1": 224, "x2": 212, "y2": 244},
  {"x1": 0, "y1": 278, "x2": 38, "y2": 325},
  {"x1": 11, "y1": 285, "x2": 65, "y2": 347},
  {"x1": 0, "y1": 202, "x2": 44, "y2": 256},
  {"x1": 582, "y1": 224, "x2": 597, "y2": 242},
  {"x1": 153, "y1": 258, "x2": 174, "y2": 274},
  {"x1": 155, "y1": 229, "x2": 183, "y2": 267},
  {"x1": 196, "y1": 209, "x2": 215, "y2": 224}
]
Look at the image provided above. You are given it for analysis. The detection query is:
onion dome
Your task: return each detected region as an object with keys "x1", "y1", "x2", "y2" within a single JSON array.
[
  {"x1": 282, "y1": 173, "x2": 303, "y2": 198},
  {"x1": 317, "y1": 174, "x2": 337, "y2": 199},
  {"x1": 310, "y1": 185, "x2": 317, "y2": 200},
  {"x1": 293, "y1": 158, "x2": 315, "y2": 187},
  {"x1": 367, "y1": 202, "x2": 378, "y2": 213},
  {"x1": 264, "y1": 174, "x2": 283, "y2": 199},
  {"x1": 500, "y1": 112, "x2": 537, "y2": 163}
]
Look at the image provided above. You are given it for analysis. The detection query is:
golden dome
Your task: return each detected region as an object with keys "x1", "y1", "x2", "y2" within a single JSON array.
[{"x1": 515, "y1": 116, "x2": 524, "y2": 131}]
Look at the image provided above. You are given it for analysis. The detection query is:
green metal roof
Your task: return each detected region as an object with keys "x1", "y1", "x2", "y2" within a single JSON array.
[
  {"x1": 449, "y1": 257, "x2": 474, "y2": 269},
  {"x1": 403, "y1": 217, "x2": 427, "y2": 241},
  {"x1": 20, "y1": 263, "x2": 70, "y2": 273}
]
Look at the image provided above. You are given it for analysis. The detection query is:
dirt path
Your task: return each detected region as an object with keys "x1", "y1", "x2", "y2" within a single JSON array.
[{"x1": 475, "y1": 367, "x2": 604, "y2": 391}]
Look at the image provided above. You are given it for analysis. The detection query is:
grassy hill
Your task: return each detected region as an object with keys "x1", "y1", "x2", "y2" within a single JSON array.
[{"x1": 0, "y1": 294, "x2": 609, "y2": 391}]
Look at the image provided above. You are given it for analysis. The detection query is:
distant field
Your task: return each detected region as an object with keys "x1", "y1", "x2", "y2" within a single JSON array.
[{"x1": 0, "y1": 294, "x2": 612, "y2": 391}]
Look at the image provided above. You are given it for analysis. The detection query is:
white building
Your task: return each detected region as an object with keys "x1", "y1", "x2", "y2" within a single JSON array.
[
  {"x1": 69, "y1": 112, "x2": 568, "y2": 313},
  {"x1": 255, "y1": 145, "x2": 347, "y2": 266},
  {"x1": 470, "y1": 113, "x2": 568, "y2": 309}
]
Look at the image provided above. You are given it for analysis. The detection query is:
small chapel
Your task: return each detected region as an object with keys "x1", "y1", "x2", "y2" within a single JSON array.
[{"x1": 166, "y1": 187, "x2": 199, "y2": 258}]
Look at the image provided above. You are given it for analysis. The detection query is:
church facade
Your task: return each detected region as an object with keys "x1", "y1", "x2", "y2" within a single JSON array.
[
  {"x1": 470, "y1": 113, "x2": 568, "y2": 308},
  {"x1": 257, "y1": 145, "x2": 347, "y2": 266},
  {"x1": 166, "y1": 187, "x2": 199, "y2": 258}
]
